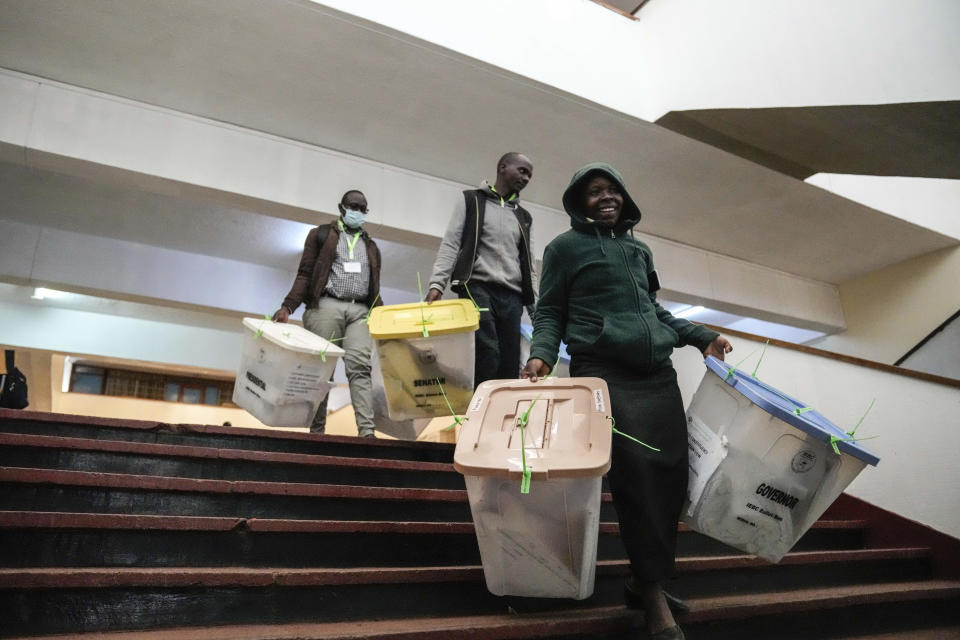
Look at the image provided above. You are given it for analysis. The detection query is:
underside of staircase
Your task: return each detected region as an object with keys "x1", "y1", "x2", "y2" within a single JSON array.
[{"x1": 1, "y1": 408, "x2": 958, "y2": 639}]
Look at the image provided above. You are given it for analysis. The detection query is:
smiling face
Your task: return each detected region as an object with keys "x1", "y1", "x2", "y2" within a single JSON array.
[{"x1": 581, "y1": 174, "x2": 623, "y2": 227}]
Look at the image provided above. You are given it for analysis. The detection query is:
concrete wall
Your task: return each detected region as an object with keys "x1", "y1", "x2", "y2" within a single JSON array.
[
  {"x1": 815, "y1": 246, "x2": 960, "y2": 365},
  {"x1": 0, "y1": 300, "x2": 247, "y2": 372},
  {"x1": 899, "y1": 312, "x2": 960, "y2": 379},
  {"x1": 0, "y1": 68, "x2": 847, "y2": 333},
  {"x1": 806, "y1": 174, "x2": 960, "y2": 242}
]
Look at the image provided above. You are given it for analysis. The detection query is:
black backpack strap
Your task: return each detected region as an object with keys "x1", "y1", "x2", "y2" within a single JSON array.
[
  {"x1": 450, "y1": 190, "x2": 485, "y2": 292},
  {"x1": 4, "y1": 350, "x2": 13, "y2": 372}
]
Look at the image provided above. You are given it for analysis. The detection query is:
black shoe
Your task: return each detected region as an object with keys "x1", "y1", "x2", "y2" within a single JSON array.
[{"x1": 624, "y1": 578, "x2": 690, "y2": 614}]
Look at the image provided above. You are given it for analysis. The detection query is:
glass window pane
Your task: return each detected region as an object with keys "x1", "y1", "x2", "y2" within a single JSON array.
[
  {"x1": 204, "y1": 386, "x2": 220, "y2": 405},
  {"x1": 182, "y1": 387, "x2": 202, "y2": 404},
  {"x1": 163, "y1": 383, "x2": 180, "y2": 402},
  {"x1": 72, "y1": 373, "x2": 104, "y2": 395}
]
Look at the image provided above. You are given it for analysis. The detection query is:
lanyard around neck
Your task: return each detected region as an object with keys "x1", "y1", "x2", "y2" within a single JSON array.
[
  {"x1": 338, "y1": 220, "x2": 362, "y2": 260},
  {"x1": 489, "y1": 185, "x2": 518, "y2": 207}
]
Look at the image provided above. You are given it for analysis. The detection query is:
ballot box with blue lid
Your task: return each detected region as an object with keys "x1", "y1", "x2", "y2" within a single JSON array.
[{"x1": 682, "y1": 356, "x2": 879, "y2": 562}]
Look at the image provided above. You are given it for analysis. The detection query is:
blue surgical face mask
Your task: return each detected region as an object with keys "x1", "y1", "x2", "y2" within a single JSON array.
[{"x1": 341, "y1": 208, "x2": 365, "y2": 229}]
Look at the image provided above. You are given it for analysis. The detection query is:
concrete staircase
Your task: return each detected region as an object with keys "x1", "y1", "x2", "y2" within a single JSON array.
[{"x1": 1, "y1": 408, "x2": 958, "y2": 639}]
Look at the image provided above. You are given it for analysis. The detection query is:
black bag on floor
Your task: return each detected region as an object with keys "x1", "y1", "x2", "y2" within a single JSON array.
[{"x1": 0, "y1": 350, "x2": 29, "y2": 409}]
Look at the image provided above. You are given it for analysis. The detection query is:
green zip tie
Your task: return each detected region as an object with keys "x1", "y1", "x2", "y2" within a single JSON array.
[
  {"x1": 255, "y1": 314, "x2": 271, "y2": 339},
  {"x1": 608, "y1": 416, "x2": 661, "y2": 452},
  {"x1": 363, "y1": 293, "x2": 380, "y2": 324},
  {"x1": 848, "y1": 398, "x2": 876, "y2": 437},
  {"x1": 794, "y1": 406, "x2": 814, "y2": 416},
  {"x1": 417, "y1": 272, "x2": 431, "y2": 337},
  {"x1": 723, "y1": 346, "x2": 761, "y2": 381},
  {"x1": 519, "y1": 422, "x2": 531, "y2": 494},
  {"x1": 827, "y1": 398, "x2": 880, "y2": 454},
  {"x1": 462, "y1": 282, "x2": 489, "y2": 313},
  {"x1": 516, "y1": 393, "x2": 542, "y2": 495},
  {"x1": 518, "y1": 394, "x2": 542, "y2": 427},
  {"x1": 436, "y1": 377, "x2": 468, "y2": 431},
  {"x1": 829, "y1": 434, "x2": 880, "y2": 455},
  {"x1": 315, "y1": 332, "x2": 345, "y2": 362},
  {"x1": 752, "y1": 340, "x2": 770, "y2": 378}
]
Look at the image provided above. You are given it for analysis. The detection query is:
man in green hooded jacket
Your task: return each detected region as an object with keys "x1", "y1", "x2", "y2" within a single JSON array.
[{"x1": 523, "y1": 163, "x2": 731, "y2": 640}]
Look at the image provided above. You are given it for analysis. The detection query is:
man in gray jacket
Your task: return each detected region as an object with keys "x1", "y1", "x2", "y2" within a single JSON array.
[{"x1": 425, "y1": 152, "x2": 537, "y2": 386}]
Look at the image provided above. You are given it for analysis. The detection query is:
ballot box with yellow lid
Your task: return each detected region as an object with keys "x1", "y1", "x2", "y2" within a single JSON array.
[
  {"x1": 233, "y1": 317, "x2": 344, "y2": 428},
  {"x1": 454, "y1": 377, "x2": 613, "y2": 599},
  {"x1": 367, "y1": 299, "x2": 479, "y2": 420}
]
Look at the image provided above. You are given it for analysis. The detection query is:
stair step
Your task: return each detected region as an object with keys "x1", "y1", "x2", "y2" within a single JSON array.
[
  {"x1": 0, "y1": 466, "x2": 477, "y2": 522},
  {"x1": 0, "y1": 466, "x2": 626, "y2": 522},
  {"x1": 0, "y1": 551, "x2": 938, "y2": 635},
  {"x1": 0, "y1": 409, "x2": 455, "y2": 463},
  {"x1": 0, "y1": 508, "x2": 869, "y2": 568},
  {"x1": 0, "y1": 549, "x2": 929, "y2": 588},
  {"x1": 837, "y1": 630, "x2": 960, "y2": 640},
  {"x1": 0, "y1": 432, "x2": 464, "y2": 489},
  {"x1": 4, "y1": 581, "x2": 958, "y2": 639}
]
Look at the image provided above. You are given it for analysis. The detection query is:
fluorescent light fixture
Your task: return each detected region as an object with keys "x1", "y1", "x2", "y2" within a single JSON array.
[
  {"x1": 32, "y1": 287, "x2": 64, "y2": 300},
  {"x1": 674, "y1": 305, "x2": 705, "y2": 319}
]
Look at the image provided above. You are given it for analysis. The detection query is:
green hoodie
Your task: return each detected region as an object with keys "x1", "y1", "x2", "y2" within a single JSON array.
[{"x1": 529, "y1": 163, "x2": 718, "y2": 373}]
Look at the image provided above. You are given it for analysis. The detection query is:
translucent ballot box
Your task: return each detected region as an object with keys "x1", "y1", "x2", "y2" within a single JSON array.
[
  {"x1": 369, "y1": 353, "x2": 432, "y2": 440},
  {"x1": 367, "y1": 299, "x2": 479, "y2": 421},
  {"x1": 454, "y1": 378, "x2": 612, "y2": 599},
  {"x1": 683, "y1": 356, "x2": 879, "y2": 563},
  {"x1": 233, "y1": 317, "x2": 344, "y2": 428}
]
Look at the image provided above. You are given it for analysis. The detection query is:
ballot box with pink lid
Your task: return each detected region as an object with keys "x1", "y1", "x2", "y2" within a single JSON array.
[{"x1": 454, "y1": 377, "x2": 612, "y2": 599}]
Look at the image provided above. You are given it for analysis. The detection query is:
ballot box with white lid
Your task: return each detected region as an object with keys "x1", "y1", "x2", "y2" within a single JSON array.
[
  {"x1": 683, "y1": 356, "x2": 879, "y2": 563},
  {"x1": 454, "y1": 377, "x2": 612, "y2": 599},
  {"x1": 367, "y1": 299, "x2": 479, "y2": 421},
  {"x1": 233, "y1": 317, "x2": 343, "y2": 428}
]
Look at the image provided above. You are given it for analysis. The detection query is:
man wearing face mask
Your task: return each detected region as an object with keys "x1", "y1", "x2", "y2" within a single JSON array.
[{"x1": 272, "y1": 190, "x2": 382, "y2": 437}]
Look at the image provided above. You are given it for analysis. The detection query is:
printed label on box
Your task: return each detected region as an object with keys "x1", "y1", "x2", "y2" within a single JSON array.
[
  {"x1": 281, "y1": 368, "x2": 325, "y2": 400},
  {"x1": 593, "y1": 389, "x2": 605, "y2": 412},
  {"x1": 686, "y1": 414, "x2": 726, "y2": 516}
]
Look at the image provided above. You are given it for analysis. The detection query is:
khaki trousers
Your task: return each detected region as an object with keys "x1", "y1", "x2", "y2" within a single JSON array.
[{"x1": 303, "y1": 297, "x2": 375, "y2": 437}]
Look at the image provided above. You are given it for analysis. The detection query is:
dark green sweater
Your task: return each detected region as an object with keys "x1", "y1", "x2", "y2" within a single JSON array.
[{"x1": 529, "y1": 163, "x2": 718, "y2": 373}]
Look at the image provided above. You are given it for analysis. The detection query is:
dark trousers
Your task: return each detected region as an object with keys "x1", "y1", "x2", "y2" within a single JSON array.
[
  {"x1": 571, "y1": 357, "x2": 689, "y2": 583},
  {"x1": 460, "y1": 281, "x2": 523, "y2": 387}
]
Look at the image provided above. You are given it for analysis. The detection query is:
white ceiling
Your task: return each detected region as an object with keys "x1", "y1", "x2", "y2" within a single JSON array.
[{"x1": 0, "y1": 0, "x2": 954, "y2": 285}]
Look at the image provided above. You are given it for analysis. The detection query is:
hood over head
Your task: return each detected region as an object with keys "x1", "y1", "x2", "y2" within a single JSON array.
[{"x1": 561, "y1": 162, "x2": 642, "y2": 234}]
